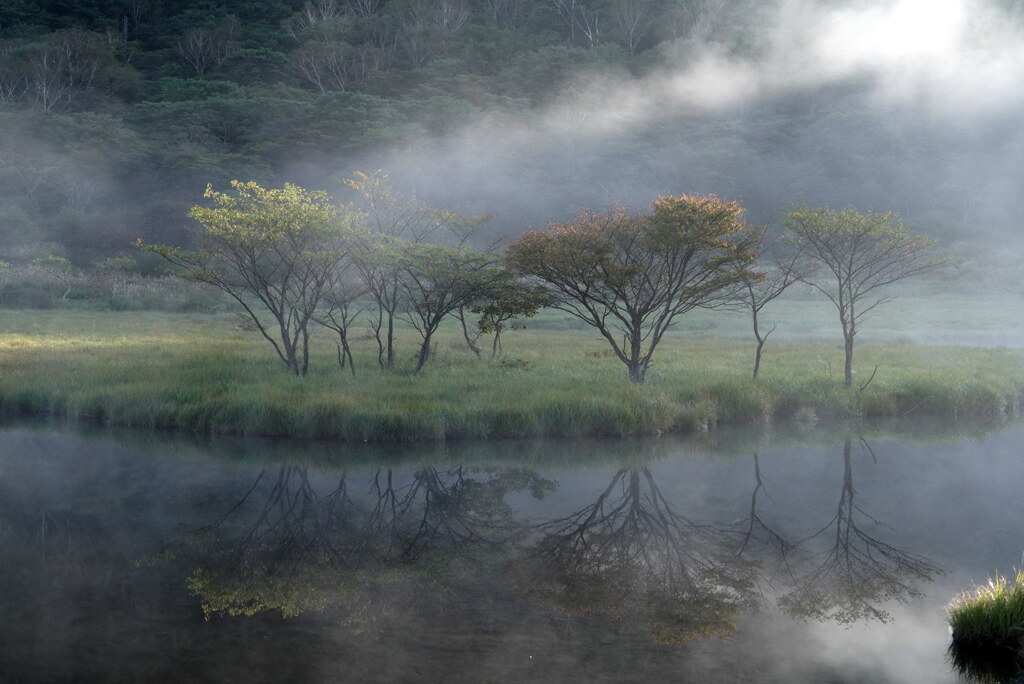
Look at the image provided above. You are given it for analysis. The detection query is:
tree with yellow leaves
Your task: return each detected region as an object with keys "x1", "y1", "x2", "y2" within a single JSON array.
[{"x1": 143, "y1": 181, "x2": 362, "y2": 376}]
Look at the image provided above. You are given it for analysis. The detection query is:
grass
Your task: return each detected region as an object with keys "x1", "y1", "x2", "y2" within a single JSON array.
[
  {"x1": 948, "y1": 571, "x2": 1024, "y2": 682},
  {"x1": 0, "y1": 309, "x2": 1022, "y2": 441},
  {"x1": 950, "y1": 571, "x2": 1024, "y2": 648}
]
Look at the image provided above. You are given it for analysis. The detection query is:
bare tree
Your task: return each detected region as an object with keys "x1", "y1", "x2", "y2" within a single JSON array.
[
  {"x1": 785, "y1": 206, "x2": 939, "y2": 387},
  {"x1": 346, "y1": 170, "x2": 480, "y2": 371},
  {"x1": 0, "y1": 43, "x2": 27, "y2": 106},
  {"x1": 177, "y1": 28, "x2": 225, "y2": 74},
  {"x1": 294, "y1": 40, "x2": 358, "y2": 91},
  {"x1": 395, "y1": 241, "x2": 504, "y2": 373},
  {"x1": 283, "y1": 1, "x2": 348, "y2": 40},
  {"x1": 316, "y1": 267, "x2": 366, "y2": 375},
  {"x1": 548, "y1": 0, "x2": 603, "y2": 46},
  {"x1": 734, "y1": 226, "x2": 804, "y2": 379},
  {"x1": 612, "y1": 0, "x2": 653, "y2": 54},
  {"x1": 346, "y1": 0, "x2": 382, "y2": 16},
  {"x1": 24, "y1": 30, "x2": 112, "y2": 111},
  {"x1": 124, "y1": 0, "x2": 150, "y2": 30},
  {"x1": 480, "y1": 0, "x2": 524, "y2": 29}
]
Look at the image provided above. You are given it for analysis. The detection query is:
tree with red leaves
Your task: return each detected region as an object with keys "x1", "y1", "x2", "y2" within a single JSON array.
[{"x1": 506, "y1": 195, "x2": 759, "y2": 383}]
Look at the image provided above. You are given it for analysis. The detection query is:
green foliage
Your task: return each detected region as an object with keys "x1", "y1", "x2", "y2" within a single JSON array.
[{"x1": 143, "y1": 180, "x2": 362, "y2": 375}]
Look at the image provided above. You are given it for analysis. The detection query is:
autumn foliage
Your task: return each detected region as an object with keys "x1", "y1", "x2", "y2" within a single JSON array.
[{"x1": 506, "y1": 195, "x2": 759, "y2": 382}]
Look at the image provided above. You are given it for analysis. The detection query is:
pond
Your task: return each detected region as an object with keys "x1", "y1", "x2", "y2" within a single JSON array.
[{"x1": 1, "y1": 420, "x2": 1022, "y2": 683}]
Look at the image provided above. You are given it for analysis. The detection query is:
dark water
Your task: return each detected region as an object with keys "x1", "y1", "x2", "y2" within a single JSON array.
[{"x1": 1, "y1": 421, "x2": 1022, "y2": 683}]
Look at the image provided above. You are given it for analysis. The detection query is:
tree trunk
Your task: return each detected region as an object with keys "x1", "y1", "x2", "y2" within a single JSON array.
[
  {"x1": 753, "y1": 339, "x2": 764, "y2": 380},
  {"x1": 385, "y1": 310, "x2": 396, "y2": 370},
  {"x1": 491, "y1": 330, "x2": 502, "y2": 359},
  {"x1": 342, "y1": 336, "x2": 355, "y2": 376},
  {"x1": 457, "y1": 308, "x2": 482, "y2": 359},
  {"x1": 414, "y1": 331, "x2": 432, "y2": 374},
  {"x1": 627, "y1": 361, "x2": 645, "y2": 383},
  {"x1": 300, "y1": 326, "x2": 310, "y2": 376},
  {"x1": 844, "y1": 334, "x2": 854, "y2": 388}
]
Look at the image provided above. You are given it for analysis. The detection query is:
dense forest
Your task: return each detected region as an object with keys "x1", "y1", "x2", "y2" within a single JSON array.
[{"x1": 1, "y1": 0, "x2": 1022, "y2": 270}]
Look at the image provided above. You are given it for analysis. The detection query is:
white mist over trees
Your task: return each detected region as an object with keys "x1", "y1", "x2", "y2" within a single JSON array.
[{"x1": 0, "y1": 0, "x2": 1021, "y2": 311}]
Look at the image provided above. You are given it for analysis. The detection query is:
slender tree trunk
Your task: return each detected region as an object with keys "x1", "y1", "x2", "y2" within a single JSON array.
[
  {"x1": 752, "y1": 310, "x2": 764, "y2": 380},
  {"x1": 754, "y1": 340, "x2": 765, "y2": 380},
  {"x1": 342, "y1": 336, "x2": 355, "y2": 376},
  {"x1": 844, "y1": 334, "x2": 854, "y2": 388},
  {"x1": 300, "y1": 326, "x2": 310, "y2": 376},
  {"x1": 491, "y1": 330, "x2": 502, "y2": 359},
  {"x1": 414, "y1": 331, "x2": 433, "y2": 374},
  {"x1": 385, "y1": 309, "x2": 395, "y2": 370},
  {"x1": 457, "y1": 308, "x2": 482, "y2": 359}
]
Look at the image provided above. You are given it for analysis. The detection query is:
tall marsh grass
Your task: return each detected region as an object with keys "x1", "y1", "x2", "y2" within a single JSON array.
[
  {"x1": 949, "y1": 571, "x2": 1024, "y2": 649},
  {"x1": 1, "y1": 310, "x2": 1022, "y2": 441}
]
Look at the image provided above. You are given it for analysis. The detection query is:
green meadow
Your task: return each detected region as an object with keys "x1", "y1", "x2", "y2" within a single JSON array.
[{"x1": 1, "y1": 294, "x2": 1021, "y2": 441}]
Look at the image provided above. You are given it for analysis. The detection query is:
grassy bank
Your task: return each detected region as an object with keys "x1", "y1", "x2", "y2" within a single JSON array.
[{"x1": 1, "y1": 310, "x2": 1022, "y2": 441}]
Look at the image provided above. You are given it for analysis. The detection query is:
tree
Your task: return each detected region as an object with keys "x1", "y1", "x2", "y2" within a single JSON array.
[
  {"x1": 734, "y1": 226, "x2": 804, "y2": 380},
  {"x1": 315, "y1": 261, "x2": 366, "y2": 376},
  {"x1": 506, "y1": 196, "x2": 759, "y2": 383},
  {"x1": 470, "y1": 278, "x2": 550, "y2": 359},
  {"x1": 346, "y1": 170, "x2": 493, "y2": 371},
  {"x1": 784, "y1": 206, "x2": 939, "y2": 388},
  {"x1": 143, "y1": 181, "x2": 360, "y2": 376},
  {"x1": 394, "y1": 240, "x2": 505, "y2": 373}
]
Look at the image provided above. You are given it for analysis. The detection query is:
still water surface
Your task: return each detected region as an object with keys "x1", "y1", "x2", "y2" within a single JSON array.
[{"x1": 1, "y1": 421, "x2": 1022, "y2": 683}]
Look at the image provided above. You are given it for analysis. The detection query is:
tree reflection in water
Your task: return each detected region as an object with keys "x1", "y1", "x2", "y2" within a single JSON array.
[
  {"x1": 171, "y1": 438, "x2": 944, "y2": 642},
  {"x1": 183, "y1": 465, "x2": 554, "y2": 620},
  {"x1": 778, "y1": 438, "x2": 943, "y2": 623},
  {"x1": 516, "y1": 467, "x2": 760, "y2": 643}
]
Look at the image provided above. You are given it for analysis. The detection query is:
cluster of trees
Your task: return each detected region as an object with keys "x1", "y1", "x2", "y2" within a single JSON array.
[
  {"x1": 146, "y1": 173, "x2": 550, "y2": 376},
  {"x1": 148, "y1": 177, "x2": 938, "y2": 385}
]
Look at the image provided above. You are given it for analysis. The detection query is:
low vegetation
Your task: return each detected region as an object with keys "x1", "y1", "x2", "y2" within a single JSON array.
[
  {"x1": 948, "y1": 571, "x2": 1024, "y2": 682},
  {"x1": 949, "y1": 571, "x2": 1024, "y2": 649},
  {"x1": 0, "y1": 310, "x2": 1021, "y2": 441}
]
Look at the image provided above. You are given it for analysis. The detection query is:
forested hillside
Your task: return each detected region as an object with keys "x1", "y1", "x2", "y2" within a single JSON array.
[{"x1": 1, "y1": 0, "x2": 1022, "y2": 267}]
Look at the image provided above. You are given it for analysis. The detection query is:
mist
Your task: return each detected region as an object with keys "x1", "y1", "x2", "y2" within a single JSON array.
[{"x1": 313, "y1": 0, "x2": 1024, "y2": 249}]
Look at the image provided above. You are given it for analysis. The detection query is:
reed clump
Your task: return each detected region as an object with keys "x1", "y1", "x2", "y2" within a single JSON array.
[{"x1": 949, "y1": 571, "x2": 1024, "y2": 650}]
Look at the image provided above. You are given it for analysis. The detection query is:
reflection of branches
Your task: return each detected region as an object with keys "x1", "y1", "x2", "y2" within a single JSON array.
[
  {"x1": 185, "y1": 466, "x2": 353, "y2": 617},
  {"x1": 779, "y1": 438, "x2": 941, "y2": 623},
  {"x1": 523, "y1": 468, "x2": 758, "y2": 643},
  {"x1": 186, "y1": 465, "x2": 551, "y2": 618},
  {"x1": 360, "y1": 466, "x2": 550, "y2": 562},
  {"x1": 734, "y1": 451, "x2": 796, "y2": 587}
]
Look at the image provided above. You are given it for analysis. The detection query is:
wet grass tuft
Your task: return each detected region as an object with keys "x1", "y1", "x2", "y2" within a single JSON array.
[{"x1": 949, "y1": 571, "x2": 1024, "y2": 650}]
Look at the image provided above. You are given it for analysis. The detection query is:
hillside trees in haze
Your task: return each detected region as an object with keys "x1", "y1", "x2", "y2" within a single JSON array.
[{"x1": 0, "y1": 0, "x2": 1003, "y2": 271}]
